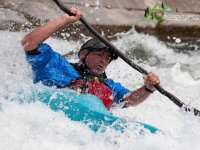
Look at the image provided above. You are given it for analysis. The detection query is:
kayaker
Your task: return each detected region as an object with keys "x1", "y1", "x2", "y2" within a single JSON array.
[{"x1": 21, "y1": 8, "x2": 160, "y2": 110}]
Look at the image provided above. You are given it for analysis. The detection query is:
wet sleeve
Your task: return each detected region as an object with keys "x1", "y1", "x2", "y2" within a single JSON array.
[
  {"x1": 25, "y1": 43, "x2": 80, "y2": 86},
  {"x1": 105, "y1": 79, "x2": 131, "y2": 104},
  {"x1": 25, "y1": 43, "x2": 53, "y2": 70}
]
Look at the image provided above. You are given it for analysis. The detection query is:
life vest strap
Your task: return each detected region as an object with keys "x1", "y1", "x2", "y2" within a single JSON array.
[
  {"x1": 70, "y1": 63, "x2": 108, "y2": 93},
  {"x1": 68, "y1": 63, "x2": 114, "y2": 110}
]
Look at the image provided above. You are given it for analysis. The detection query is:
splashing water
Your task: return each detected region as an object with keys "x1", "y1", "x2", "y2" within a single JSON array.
[{"x1": 0, "y1": 30, "x2": 200, "y2": 150}]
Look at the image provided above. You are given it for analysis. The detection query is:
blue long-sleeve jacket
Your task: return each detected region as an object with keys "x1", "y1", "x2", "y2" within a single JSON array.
[{"x1": 26, "y1": 43, "x2": 130, "y2": 104}]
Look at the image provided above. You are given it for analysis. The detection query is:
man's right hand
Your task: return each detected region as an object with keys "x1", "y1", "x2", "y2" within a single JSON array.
[
  {"x1": 63, "y1": 7, "x2": 83, "y2": 24},
  {"x1": 21, "y1": 7, "x2": 83, "y2": 52}
]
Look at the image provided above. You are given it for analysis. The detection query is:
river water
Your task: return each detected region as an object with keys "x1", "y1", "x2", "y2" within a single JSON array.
[{"x1": 0, "y1": 29, "x2": 200, "y2": 150}]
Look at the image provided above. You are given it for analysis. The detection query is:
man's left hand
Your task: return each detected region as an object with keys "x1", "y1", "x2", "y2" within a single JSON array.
[{"x1": 143, "y1": 72, "x2": 160, "y2": 91}]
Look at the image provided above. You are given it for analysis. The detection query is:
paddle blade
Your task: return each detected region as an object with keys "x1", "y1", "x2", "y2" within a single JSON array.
[{"x1": 183, "y1": 106, "x2": 200, "y2": 116}]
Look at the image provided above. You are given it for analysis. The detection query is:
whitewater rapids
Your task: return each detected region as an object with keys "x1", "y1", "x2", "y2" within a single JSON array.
[{"x1": 0, "y1": 30, "x2": 200, "y2": 150}]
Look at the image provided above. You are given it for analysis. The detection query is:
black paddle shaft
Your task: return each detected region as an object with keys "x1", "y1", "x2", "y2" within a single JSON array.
[{"x1": 53, "y1": 0, "x2": 200, "y2": 116}]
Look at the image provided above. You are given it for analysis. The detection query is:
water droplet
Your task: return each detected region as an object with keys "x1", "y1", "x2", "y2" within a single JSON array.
[
  {"x1": 85, "y1": 3, "x2": 89, "y2": 7},
  {"x1": 175, "y1": 38, "x2": 181, "y2": 43},
  {"x1": 96, "y1": 18, "x2": 100, "y2": 22},
  {"x1": 95, "y1": 0, "x2": 100, "y2": 6}
]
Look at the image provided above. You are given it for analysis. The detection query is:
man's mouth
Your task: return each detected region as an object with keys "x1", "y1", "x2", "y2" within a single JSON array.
[{"x1": 97, "y1": 65, "x2": 104, "y2": 71}]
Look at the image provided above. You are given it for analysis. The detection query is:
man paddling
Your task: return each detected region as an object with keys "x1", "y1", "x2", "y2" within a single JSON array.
[{"x1": 21, "y1": 8, "x2": 160, "y2": 110}]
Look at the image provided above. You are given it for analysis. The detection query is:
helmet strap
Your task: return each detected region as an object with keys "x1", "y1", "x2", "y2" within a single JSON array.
[{"x1": 81, "y1": 50, "x2": 91, "y2": 65}]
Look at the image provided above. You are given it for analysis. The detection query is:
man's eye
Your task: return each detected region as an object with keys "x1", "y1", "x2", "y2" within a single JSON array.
[
  {"x1": 97, "y1": 53, "x2": 102, "y2": 56},
  {"x1": 94, "y1": 53, "x2": 102, "y2": 57},
  {"x1": 105, "y1": 56, "x2": 111, "y2": 61},
  {"x1": 94, "y1": 53, "x2": 111, "y2": 61}
]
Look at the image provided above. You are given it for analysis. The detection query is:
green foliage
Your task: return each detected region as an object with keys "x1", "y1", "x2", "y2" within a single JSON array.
[{"x1": 144, "y1": 3, "x2": 177, "y2": 22}]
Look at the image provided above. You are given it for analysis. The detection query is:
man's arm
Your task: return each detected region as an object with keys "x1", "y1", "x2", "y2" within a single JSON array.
[
  {"x1": 123, "y1": 72, "x2": 160, "y2": 106},
  {"x1": 21, "y1": 8, "x2": 82, "y2": 52}
]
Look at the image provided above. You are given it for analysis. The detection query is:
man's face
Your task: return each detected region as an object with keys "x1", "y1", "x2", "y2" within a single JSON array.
[{"x1": 81, "y1": 49, "x2": 112, "y2": 75}]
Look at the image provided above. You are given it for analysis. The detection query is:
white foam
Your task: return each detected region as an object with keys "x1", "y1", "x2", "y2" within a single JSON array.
[{"x1": 0, "y1": 30, "x2": 200, "y2": 150}]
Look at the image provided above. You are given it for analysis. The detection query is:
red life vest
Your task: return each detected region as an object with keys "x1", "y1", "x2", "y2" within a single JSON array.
[{"x1": 70, "y1": 78, "x2": 114, "y2": 110}]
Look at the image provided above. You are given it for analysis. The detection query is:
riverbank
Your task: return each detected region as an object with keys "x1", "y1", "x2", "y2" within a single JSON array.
[{"x1": 1, "y1": 0, "x2": 200, "y2": 42}]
